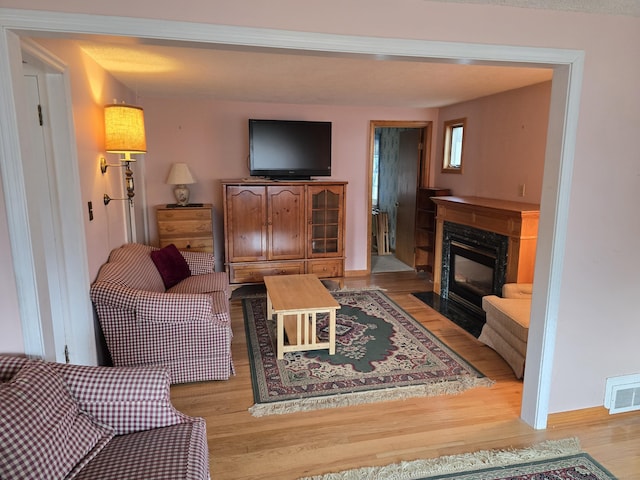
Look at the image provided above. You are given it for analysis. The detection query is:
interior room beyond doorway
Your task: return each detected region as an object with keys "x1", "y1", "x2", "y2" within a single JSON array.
[{"x1": 371, "y1": 124, "x2": 426, "y2": 274}]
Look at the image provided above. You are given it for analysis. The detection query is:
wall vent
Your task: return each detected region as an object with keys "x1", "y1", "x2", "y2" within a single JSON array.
[{"x1": 604, "y1": 374, "x2": 640, "y2": 414}]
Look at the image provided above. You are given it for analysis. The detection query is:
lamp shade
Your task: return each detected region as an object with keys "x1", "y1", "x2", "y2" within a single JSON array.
[
  {"x1": 166, "y1": 163, "x2": 195, "y2": 185},
  {"x1": 104, "y1": 104, "x2": 147, "y2": 154}
]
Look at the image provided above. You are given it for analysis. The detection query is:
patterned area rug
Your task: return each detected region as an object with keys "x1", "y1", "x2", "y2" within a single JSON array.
[
  {"x1": 243, "y1": 289, "x2": 493, "y2": 417},
  {"x1": 298, "y1": 438, "x2": 618, "y2": 480}
]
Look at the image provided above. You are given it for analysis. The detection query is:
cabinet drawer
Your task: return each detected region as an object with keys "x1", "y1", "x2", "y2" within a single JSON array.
[
  {"x1": 158, "y1": 220, "x2": 212, "y2": 236},
  {"x1": 229, "y1": 261, "x2": 304, "y2": 284},
  {"x1": 160, "y1": 238, "x2": 213, "y2": 253},
  {"x1": 306, "y1": 259, "x2": 344, "y2": 278},
  {"x1": 157, "y1": 208, "x2": 211, "y2": 221}
]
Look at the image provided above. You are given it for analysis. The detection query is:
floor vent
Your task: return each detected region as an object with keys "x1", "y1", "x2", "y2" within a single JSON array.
[{"x1": 604, "y1": 374, "x2": 640, "y2": 414}]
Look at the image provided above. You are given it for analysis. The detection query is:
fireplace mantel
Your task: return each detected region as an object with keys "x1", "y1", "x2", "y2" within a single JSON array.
[{"x1": 432, "y1": 196, "x2": 540, "y2": 295}]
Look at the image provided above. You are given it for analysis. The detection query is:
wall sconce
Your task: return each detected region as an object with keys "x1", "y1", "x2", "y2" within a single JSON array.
[
  {"x1": 101, "y1": 103, "x2": 146, "y2": 205},
  {"x1": 166, "y1": 163, "x2": 195, "y2": 206}
]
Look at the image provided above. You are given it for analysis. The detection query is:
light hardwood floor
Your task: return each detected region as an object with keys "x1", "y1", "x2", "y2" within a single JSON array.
[{"x1": 170, "y1": 272, "x2": 640, "y2": 479}]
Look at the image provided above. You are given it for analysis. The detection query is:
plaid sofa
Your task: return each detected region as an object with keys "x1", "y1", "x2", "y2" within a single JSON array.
[
  {"x1": 91, "y1": 243, "x2": 234, "y2": 384},
  {"x1": 0, "y1": 355, "x2": 209, "y2": 479}
]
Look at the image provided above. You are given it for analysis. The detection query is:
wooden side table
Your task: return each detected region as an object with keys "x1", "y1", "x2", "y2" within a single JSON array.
[
  {"x1": 264, "y1": 274, "x2": 340, "y2": 360},
  {"x1": 156, "y1": 204, "x2": 213, "y2": 253}
]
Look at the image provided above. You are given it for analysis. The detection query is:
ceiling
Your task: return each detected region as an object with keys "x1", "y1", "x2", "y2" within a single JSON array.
[
  {"x1": 28, "y1": 0, "x2": 639, "y2": 108},
  {"x1": 66, "y1": 39, "x2": 551, "y2": 109}
]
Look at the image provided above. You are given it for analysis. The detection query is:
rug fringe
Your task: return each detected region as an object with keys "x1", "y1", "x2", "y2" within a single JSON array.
[
  {"x1": 336, "y1": 286, "x2": 386, "y2": 292},
  {"x1": 298, "y1": 437, "x2": 582, "y2": 480},
  {"x1": 248, "y1": 376, "x2": 494, "y2": 417}
]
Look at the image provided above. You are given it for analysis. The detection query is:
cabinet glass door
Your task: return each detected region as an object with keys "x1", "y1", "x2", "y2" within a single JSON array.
[{"x1": 308, "y1": 185, "x2": 344, "y2": 257}]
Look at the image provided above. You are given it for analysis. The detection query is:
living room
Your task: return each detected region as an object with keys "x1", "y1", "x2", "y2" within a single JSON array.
[
  {"x1": 13, "y1": 33, "x2": 552, "y2": 355},
  {"x1": 1, "y1": 2, "x2": 639, "y2": 478}
]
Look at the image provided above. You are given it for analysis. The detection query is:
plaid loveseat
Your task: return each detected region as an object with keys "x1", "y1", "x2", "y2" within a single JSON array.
[
  {"x1": 91, "y1": 243, "x2": 234, "y2": 384},
  {"x1": 0, "y1": 355, "x2": 209, "y2": 479}
]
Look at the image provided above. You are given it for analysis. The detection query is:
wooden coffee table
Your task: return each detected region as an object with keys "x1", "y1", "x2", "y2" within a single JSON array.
[{"x1": 264, "y1": 274, "x2": 340, "y2": 359}]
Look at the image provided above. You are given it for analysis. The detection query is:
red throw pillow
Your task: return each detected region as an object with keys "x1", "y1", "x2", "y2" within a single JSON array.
[{"x1": 150, "y1": 244, "x2": 191, "y2": 289}]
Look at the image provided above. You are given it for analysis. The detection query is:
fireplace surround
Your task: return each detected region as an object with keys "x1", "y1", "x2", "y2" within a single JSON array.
[
  {"x1": 432, "y1": 196, "x2": 540, "y2": 304},
  {"x1": 441, "y1": 221, "x2": 509, "y2": 314}
]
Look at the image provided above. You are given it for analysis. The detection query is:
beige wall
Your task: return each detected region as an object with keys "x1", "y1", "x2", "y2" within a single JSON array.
[
  {"x1": 0, "y1": 1, "x2": 638, "y2": 414},
  {"x1": 434, "y1": 81, "x2": 551, "y2": 203}
]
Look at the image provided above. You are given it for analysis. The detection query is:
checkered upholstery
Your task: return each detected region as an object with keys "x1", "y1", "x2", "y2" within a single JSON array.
[
  {"x1": 0, "y1": 356, "x2": 208, "y2": 480},
  {"x1": 52, "y1": 362, "x2": 191, "y2": 435},
  {"x1": 73, "y1": 421, "x2": 209, "y2": 480},
  {"x1": 91, "y1": 243, "x2": 234, "y2": 384},
  {"x1": 0, "y1": 360, "x2": 114, "y2": 480}
]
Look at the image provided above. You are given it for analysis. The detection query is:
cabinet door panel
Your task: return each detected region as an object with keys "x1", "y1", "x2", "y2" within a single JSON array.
[
  {"x1": 226, "y1": 186, "x2": 267, "y2": 262},
  {"x1": 268, "y1": 185, "x2": 305, "y2": 260},
  {"x1": 307, "y1": 185, "x2": 345, "y2": 258}
]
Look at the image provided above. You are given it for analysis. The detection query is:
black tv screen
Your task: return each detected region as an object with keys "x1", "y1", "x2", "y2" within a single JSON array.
[{"x1": 249, "y1": 119, "x2": 332, "y2": 179}]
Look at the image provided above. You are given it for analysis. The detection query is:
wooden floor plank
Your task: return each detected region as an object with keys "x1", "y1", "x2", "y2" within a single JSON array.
[{"x1": 171, "y1": 271, "x2": 640, "y2": 479}]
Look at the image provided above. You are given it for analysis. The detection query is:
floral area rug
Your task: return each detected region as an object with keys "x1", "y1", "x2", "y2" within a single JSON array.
[
  {"x1": 298, "y1": 438, "x2": 618, "y2": 480},
  {"x1": 243, "y1": 289, "x2": 493, "y2": 417}
]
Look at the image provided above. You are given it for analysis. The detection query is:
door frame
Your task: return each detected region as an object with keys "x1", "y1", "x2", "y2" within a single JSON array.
[
  {"x1": 9, "y1": 38, "x2": 96, "y2": 364},
  {"x1": 368, "y1": 121, "x2": 432, "y2": 273},
  {"x1": 0, "y1": 9, "x2": 584, "y2": 428}
]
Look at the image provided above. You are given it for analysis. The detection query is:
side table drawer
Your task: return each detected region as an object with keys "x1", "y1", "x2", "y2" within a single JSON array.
[
  {"x1": 158, "y1": 219, "x2": 212, "y2": 236},
  {"x1": 160, "y1": 238, "x2": 213, "y2": 253},
  {"x1": 229, "y1": 261, "x2": 304, "y2": 284},
  {"x1": 157, "y1": 208, "x2": 212, "y2": 221}
]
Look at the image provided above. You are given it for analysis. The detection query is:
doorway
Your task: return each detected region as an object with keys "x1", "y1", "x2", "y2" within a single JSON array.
[
  {"x1": 0, "y1": 14, "x2": 584, "y2": 428},
  {"x1": 18, "y1": 40, "x2": 96, "y2": 364},
  {"x1": 370, "y1": 121, "x2": 431, "y2": 274}
]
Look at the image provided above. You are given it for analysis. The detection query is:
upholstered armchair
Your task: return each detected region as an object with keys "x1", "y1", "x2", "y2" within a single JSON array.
[
  {"x1": 90, "y1": 243, "x2": 234, "y2": 384},
  {"x1": 480, "y1": 283, "x2": 532, "y2": 379},
  {"x1": 0, "y1": 355, "x2": 209, "y2": 479}
]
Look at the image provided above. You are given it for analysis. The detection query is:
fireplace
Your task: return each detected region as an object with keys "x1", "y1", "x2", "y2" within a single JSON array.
[
  {"x1": 426, "y1": 196, "x2": 539, "y2": 335},
  {"x1": 441, "y1": 222, "x2": 509, "y2": 315},
  {"x1": 432, "y1": 196, "x2": 540, "y2": 295}
]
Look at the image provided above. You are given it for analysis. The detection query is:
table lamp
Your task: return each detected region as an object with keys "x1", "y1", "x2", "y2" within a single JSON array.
[{"x1": 166, "y1": 163, "x2": 195, "y2": 206}]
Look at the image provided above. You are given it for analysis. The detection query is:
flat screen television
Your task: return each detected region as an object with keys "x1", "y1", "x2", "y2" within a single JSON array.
[{"x1": 249, "y1": 119, "x2": 332, "y2": 179}]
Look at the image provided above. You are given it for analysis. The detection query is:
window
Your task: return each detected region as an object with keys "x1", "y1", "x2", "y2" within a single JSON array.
[{"x1": 442, "y1": 118, "x2": 466, "y2": 173}]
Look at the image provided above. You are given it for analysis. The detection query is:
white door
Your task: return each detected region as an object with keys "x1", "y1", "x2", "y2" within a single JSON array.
[
  {"x1": 21, "y1": 65, "x2": 65, "y2": 362},
  {"x1": 20, "y1": 44, "x2": 96, "y2": 365}
]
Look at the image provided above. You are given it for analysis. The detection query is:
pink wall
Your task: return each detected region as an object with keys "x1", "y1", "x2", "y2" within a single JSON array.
[
  {"x1": 142, "y1": 97, "x2": 437, "y2": 272},
  {"x1": 433, "y1": 82, "x2": 551, "y2": 203},
  {"x1": 0, "y1": 38, "x2": 135, "y2": 357},
  {"x1": 0, "y1": 1, "x2": 639, "y2": 413},
  {"x1": 34, "y1": 39, "x2": 138, "y2": 279},
  {"x1": 0, "y1": 175, "x2": 23, "y2": 354}
]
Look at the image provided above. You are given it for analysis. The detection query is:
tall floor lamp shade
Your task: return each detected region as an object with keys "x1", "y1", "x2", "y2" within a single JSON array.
[{"x1": 166, "y1": 163, "x2": 195, "y2": 206}]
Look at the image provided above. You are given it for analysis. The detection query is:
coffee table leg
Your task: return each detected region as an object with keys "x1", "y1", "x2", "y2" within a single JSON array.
[
  {"x1": 266, "y1": 292, "x2": 273, "y2": 319},
  {"x1": 329, "y1": 309, "x2": 336, "y2": 355},
  {"x1": 277, "y1": 313, "x2": 284, "y2": 360}
]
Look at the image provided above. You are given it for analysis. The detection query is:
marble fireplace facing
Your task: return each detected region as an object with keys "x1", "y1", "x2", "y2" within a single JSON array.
[
  {"x1": 432, "y1": 196, "x2": 540, "y2": 312},
  {"x1": 440, "y1": 221, "x2": 509, "y2": 315}
]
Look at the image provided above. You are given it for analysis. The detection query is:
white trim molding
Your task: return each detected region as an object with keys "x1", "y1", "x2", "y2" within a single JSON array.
[{"x1": 0, "y1": 7, "x2": 584, "y2": 427}]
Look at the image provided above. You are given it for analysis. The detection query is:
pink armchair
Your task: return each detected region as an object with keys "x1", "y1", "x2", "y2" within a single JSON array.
[{"x1": 90, "y1": 243, "x2": 234, "y2": 384}]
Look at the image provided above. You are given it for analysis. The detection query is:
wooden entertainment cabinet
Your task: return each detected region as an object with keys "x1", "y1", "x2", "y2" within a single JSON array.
[{"x1": 222, "y1": 180, "x2": 347, "y2": 285}]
